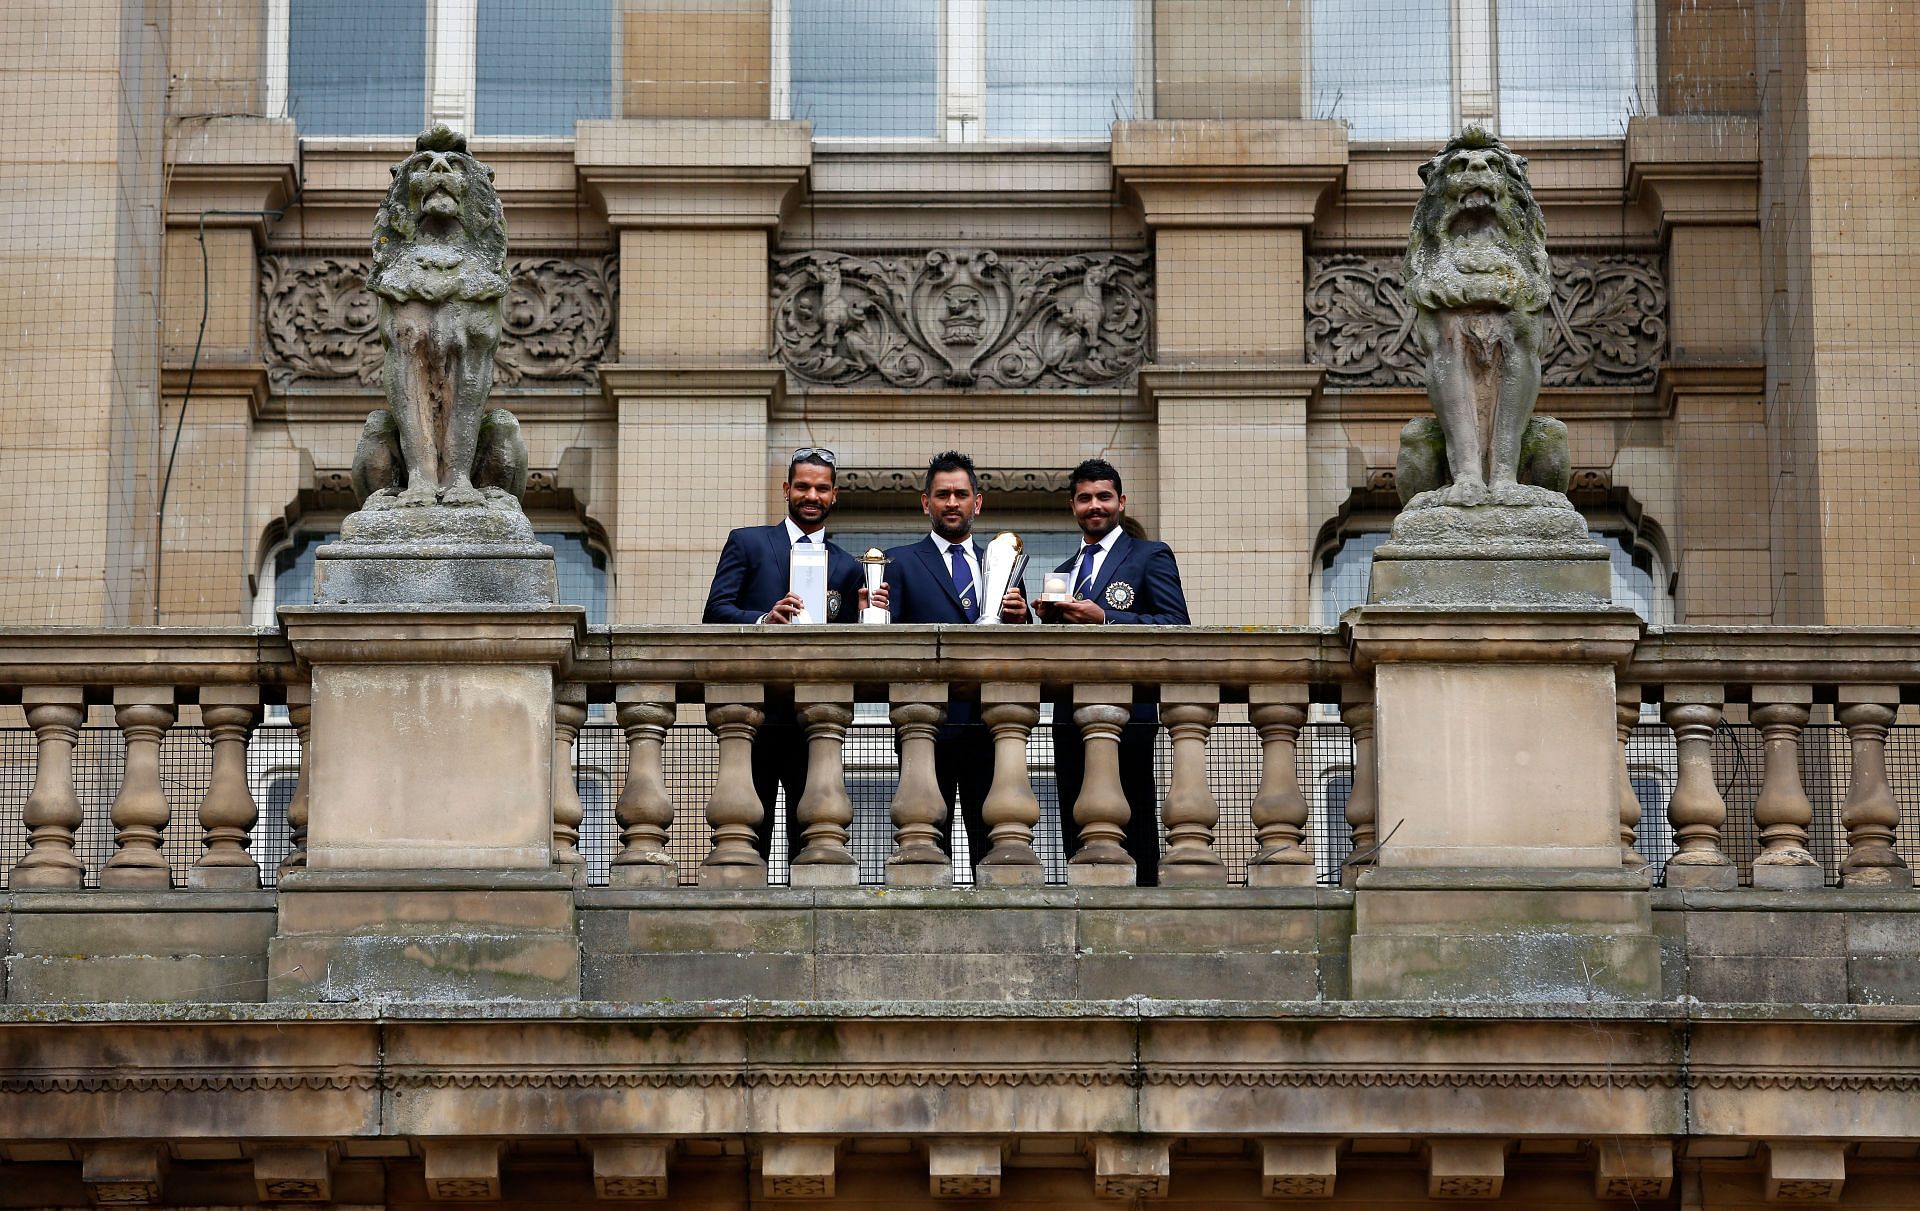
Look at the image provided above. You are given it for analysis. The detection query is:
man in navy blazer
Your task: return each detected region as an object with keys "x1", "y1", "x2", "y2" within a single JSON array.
[
  {"x1": 882, "y1": 451, "x2": 1029, "y2": 869},
  {"x1": 702, "y1": 448, "x2": 873, "y2": 864},
  {"x1": 1019, "y1": 457, "x2": 1190, "y2": 885}
]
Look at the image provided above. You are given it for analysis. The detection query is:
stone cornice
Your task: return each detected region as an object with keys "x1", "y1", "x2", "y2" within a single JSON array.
[
  {"x1": 1140, "y1": 363, "x2": 1325, "y2": 406},
  {"x1": 280, "y1": 607, "x2": 586, "y2": 671},
  {"x1": 599, "y1": 361, "x2": 787, "y2": 408},
  {"x1": 1110, "y1": 120, "x2": 1348, "y2": 228},
  {"x1": 576, "y1": 120, "x2": 811, "y2": 228},
  {"x1": 163, "y1": 117, "x2": 299, "y2": 238},
  {"x1": 1626, "y1": 116, "x2": 1762, "y2": 237},
  {"x1": 1656, "y1": 360, "x2": 1767, "y2": 416},
  {"x1": 161, "y1": 363, "x2": 271, "y2": 422}
]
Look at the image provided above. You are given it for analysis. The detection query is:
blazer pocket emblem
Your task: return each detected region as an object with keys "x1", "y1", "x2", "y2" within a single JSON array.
[
  {"x1": 826, "y1": 589, "x2": 843, "y2": 620},
  {"x1": 1104, "y1": 581, "x2": 1135, "y2": 610}
]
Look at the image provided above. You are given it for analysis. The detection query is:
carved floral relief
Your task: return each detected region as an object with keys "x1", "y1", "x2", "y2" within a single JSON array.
[
  {"x1": 772, "y1": 249, "x2": 1152, "y2": 390},
  {"x1": 1306, "y1": 252, "x2": 1667, "y2": 388},
  {"x1": 261, "y1": 253, "x2": 616, "y2": 390}
]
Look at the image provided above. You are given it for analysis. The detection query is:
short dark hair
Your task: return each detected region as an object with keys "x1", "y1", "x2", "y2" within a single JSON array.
[
  {"x1": 924, "y1": 450, "x2": 979, "y2": 494},
  {"x1": 787, "y1": 448, "x2": 836, "y2": 483},
  {"x1": 1068, "y1": 458, "x2": 1122, "y2": 496}
]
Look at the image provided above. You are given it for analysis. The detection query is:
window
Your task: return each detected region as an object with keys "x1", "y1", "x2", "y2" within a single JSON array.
[
  {"x1": 782, "y1": 0, "x2": 1142, "y2": 141},
  {"x1": 281, "y1": 0, "x2": 612, "y2": 136},
  {"x1": 1310, "y1": 0, "x2": 1650, "y2": 141}
]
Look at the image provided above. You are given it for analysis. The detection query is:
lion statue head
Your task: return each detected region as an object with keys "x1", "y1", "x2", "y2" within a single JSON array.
[
  {"x1": 368, "y1": 124, "x2": 509, "y2": 304},
  {"x1": 1404, "y1": 127, "x2": 1550, "y2": 315}
]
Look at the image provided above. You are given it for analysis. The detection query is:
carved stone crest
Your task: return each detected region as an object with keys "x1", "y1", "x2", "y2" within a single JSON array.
[
  {"x1": 772, "y1": 249, "x2": 1151, "y2": 389},
  {"x1": 1307, "y1": 252, "x2": 1666, "y2": 389},
  {"x1": 261, "y1": 252, "x2": 616, "y2": 391}
]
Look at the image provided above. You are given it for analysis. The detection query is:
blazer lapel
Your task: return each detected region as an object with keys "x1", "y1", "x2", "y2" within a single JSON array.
[
  {"x1": 1091, "y1": 532, "x2": 1135, "y2": 600},
  {"x1": 916, "y1": 536, "x2": 968, "y2": 612}
]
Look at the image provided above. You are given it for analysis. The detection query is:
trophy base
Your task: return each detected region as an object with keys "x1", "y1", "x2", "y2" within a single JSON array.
[{"x1": 860, "y1": 607, "x2": 890, "y2": 625}]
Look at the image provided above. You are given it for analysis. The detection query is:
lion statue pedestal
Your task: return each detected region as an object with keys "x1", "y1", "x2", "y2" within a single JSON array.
[
  {"x1": 1364, "y1": 128, "x2": 1611, "y2": 610},
  {"x1": 309, "y1": 124, "x2": 555, "y2": 608}
]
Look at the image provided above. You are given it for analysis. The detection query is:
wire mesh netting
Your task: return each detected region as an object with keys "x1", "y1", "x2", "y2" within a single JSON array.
[{"x1": 13, "y1": 716, "x2": 1920, "y2": 891}]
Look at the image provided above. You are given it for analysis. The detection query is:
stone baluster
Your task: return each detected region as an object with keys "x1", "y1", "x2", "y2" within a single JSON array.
[
  {"x1": 551, "y1": 683, "x2": 588, "y2": 882},
  {"x1": 792, "y1": 683, "x2": 858, "y2": 885},
  {"x1": 612, "y1": 684, "x2": 679, "y2": 886},
  {"x1": 1837, "y1": 686, "x2": 1913, "y2": 890},
  {"x1": 1067, "y1": 684, "x2": 1135, "y2": 886},
  {"x1": 1751, "y1": 685, "x2": 1822, "y2": 890},
  {"x1": 700, "y1": 684, "x2": 767, "y2": 887},
  {"x1": 188, "y1": 687, "x2": 262, "y2": 889},
  {"x1": 280, "y1": 684, "x2": 312, "y2": 874},
  {"x1": 1159, "y1": 685, "x2": 1226, "y2": 886},
  {"x1": 100, "y1": 688, "x2": 178, "y2": 890},
  {"x1": 887, "y1": 684, "x2": 951, "y2": 887},
  {"x1": 1340, "y1": 687, "x2": 1377, "y2": 887},
  {"x1": 976, "y1": 682, "x2": 1043, "y2": 886},
  {"x1": 13, "y1": 686, "x2": 88, "y2": 889},
  {"x1": 1662, "y1": 685, "x2": 1735, "y2": 889},
  {"x1": 1616, "y1": 684, "x2": 1648, "y2": 873},
  {"x1": 1247, "y1": 684, "x2": 1313, "y2": 887}
]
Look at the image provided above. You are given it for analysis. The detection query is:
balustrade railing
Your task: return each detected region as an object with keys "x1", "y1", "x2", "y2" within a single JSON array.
[{"x1": 0, "y1": 625, "x2": 1916, "y2": 895}]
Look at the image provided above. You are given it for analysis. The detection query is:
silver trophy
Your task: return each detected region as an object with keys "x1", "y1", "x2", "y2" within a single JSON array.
[
  {"x1": 858, "y1": 548, "x2": 891, "y2": 624},
  {"x1": 977, "y1": 532, "x2": 1028, "y2": 625}
]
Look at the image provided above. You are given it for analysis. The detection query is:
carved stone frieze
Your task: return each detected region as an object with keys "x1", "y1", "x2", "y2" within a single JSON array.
[
  {"x1": 836, "y1": 468, "x2": 1073, "y2": 496},
  {"x1": 261, "y1": 253, "x2": 616, "y2": 390},
  {"x1": 772, "y1": 249, "x2": 1152, "y2": 390},
  {"x1": 1307, "y1": 253, "x2": 1667, "y2": 388}
]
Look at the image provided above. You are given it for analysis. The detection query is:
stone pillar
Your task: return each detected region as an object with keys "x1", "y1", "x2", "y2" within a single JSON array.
[
  {"x1": 1628, "y1": 117, "x2": 1767, "y2": 624},
  {"x1": 1113, "y1": 121, "x2": 1345, "y2": 625},
  {"x1": 272, "y1": 607, "x2": 587, "y2": 1001},
  {"x1": 1345, "y1": 608, "x2": 1659, "y2": 1001},
  {"x1": 578, "y1": 120, "x2": 809, "y2": 624}
]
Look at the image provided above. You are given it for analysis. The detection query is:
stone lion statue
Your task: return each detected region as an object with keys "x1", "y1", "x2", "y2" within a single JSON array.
[
  {"x1": 1395, "y1": 127, "x2": 1568, "y2": 509},
  {"x1": 352, "y1": 124, "x2": 527, "y2": 509}
]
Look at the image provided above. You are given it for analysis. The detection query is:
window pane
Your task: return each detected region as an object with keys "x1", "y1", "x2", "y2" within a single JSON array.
[
  {"x1": 986, "y1": 0, "x2": 1135, "y2": 139},
  {"x1": 1498, "y1": 0, "x2": 1637, "y2": 138},
  {"x1": 288, "y1": 0, "x2": 426, "y2": 135},
  {"x1": 791, "y1": 0, "x2": 939, "y2": 137},
  {"x1": 1311, "y1": 0, "x2": 1451, "y2": 141},
  {"x1": 476, "y1": 0, "x2": 613, "y2": 135}
]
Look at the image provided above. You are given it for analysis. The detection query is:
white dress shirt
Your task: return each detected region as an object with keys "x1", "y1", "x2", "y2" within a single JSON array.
[
  {"x1": 933, "y1": 530, "x2": 982, "y2": 608},
  {"x1": 1072, "y1": 526, "x2": 1123, "y2": 595},
  {"x1": 783, "y1": 517, "x2": 822, "y2": 547}
]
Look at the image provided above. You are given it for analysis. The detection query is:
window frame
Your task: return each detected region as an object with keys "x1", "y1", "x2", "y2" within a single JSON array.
[{"x1": 772, "y1": 0, "x2": 1155, "y2": 143}]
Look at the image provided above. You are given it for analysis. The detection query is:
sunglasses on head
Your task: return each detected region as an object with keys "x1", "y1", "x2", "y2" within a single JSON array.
[{"x1": 791, "y1": 447, "x2": 837, "y2": 466}]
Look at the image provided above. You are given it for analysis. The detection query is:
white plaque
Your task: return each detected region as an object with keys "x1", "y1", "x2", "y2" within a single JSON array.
[{"x1": 789, "y1": 542, "x2": 829, "y2": 624}]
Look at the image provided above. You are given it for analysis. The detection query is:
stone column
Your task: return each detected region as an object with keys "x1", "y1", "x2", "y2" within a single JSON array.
[
  {"x1": 1662, "y1": 685, "x2": 1737, "y2": 890},
  {"x1": 188, "y1": 686, "x2": 262, "y2": 889},
  {"x1": 13, "y1": 687, "x2": 88, "y2": 890},
  {"x1": 887, "y1": 687, "x2": 951, "y2": 888},
  {"x1": 272, "y1": 608, "x2": 587, "y2": 1001},
  {"x1": 792, "y1": 683, "x2": 858, "y2": 885},
  {"x1": 551, "y1": 684, "x2": 589, "y2": 882},
  {"x1": 101, "y1": 689, "x2": 178, "y2": 890},
  {"x1": 611, "y1": 684, "x2": 678, "y2": 886},
  {"x1": 1837, "y1": 686, "x2": 1913, "y2": 890},
  {"x1": 1616, "y1": 684, "x2": 1648, "y2": 873},
  {"x1": 1628, "y1": 117, "x2": 1769, "y2": 624},
  {"x1": 976, "y1": 683, "x2": 1044, "y2": 886},
  {"x1": 1158, "y1": 684, "x2": 1226, "y2": 886},
  {"x1": 1113, "y1": 121, "x2": 1345, "y2": 625},
  {"x1": 280, "y1": 683, "x2": 312, "y2": 874},
  {"x1": 159, "y1": 118, "x2": 298, "y2": 623},
  {"x1": 578, "y1": 121, "x2": 809, "y2": 623},
  {"x1": 1345, "y1": 609, "x2": 1658, "y2": 1000},
  {"x1": 1067, "y1": 685, "x2": 1135, "y2": 886},
  {"x1": 702, "y1": 685, "x2": 768, "y2": 887},
  {"x1": 1246, "y1": 684, "x2": 1313, "y2": 887},
  {"x1": 1750, "y1": 684, "x2": 1822, "y2": 890}
]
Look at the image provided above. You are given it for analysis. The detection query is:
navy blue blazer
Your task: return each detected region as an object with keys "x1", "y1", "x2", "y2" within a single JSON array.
[
  {"x1": 701, "y1": 525, "x2": 865, "y2": 625},
  {"x1": 883, "y1": 534, "x2": 989, "y2": 625},
  {"x1": 884, "y1": 534, "x2": 993, "y2": 729},
  {"x1": 1052, "y1": 531, "x2": 1191, "y2": 626}
]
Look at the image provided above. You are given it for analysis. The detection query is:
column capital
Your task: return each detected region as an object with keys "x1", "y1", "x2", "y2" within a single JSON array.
[
  {"x1": 1111, "y1": 119, "x2": 1347, "y2": 228},
  {"x1": 577, "y1": 119, "x2": 812, "y2": 228},
  {"x1": 164, "y1": 117, "x2": 300, "y2": 241},
  {"x1": 1626, "y1": 116, "x2": 1760, "y2": 237},
  {"x1": 1140, "y1": 362, "x2": 1324, "y2": 406},
  {"x1": 598, "y1": 361, "x2": 786, "y2": 408}
]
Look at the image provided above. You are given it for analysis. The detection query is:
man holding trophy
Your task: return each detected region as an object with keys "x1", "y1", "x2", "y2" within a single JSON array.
[
  {"x1": 701, "y1": 448, "x2": 879, "y2": 863},
  {"x1": 882, "y1": 451, "x2": 1030, "y2": 868},
  {"x1": 1017, "y1": 458, "x2": 1190, "y2": 886}
]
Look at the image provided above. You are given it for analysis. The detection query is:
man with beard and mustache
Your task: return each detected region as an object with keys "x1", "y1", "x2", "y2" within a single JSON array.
[
  {"x1": 1021, "y1": 457, "x2": 1189, "y2": 886},
  {"x1": 702, "y1": 448, "x2": 878, "y2": 864},
  {"x1": 882, "y1": 451, "x2": 1029, "y2": 870}
]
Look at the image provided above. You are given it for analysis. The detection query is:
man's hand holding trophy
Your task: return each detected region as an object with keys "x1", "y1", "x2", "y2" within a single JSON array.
[{"x1": 980, "y1": 531, "x2": 1033, "y2": 624}]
